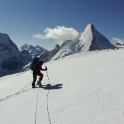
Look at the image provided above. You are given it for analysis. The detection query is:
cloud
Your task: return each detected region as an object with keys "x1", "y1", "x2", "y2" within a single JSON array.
[
  {"x1": 33, "y1": 26, "x2": 79, "y2": 44},
  {"x1": 113, "y1": 37, "x2": 124, "y2": 44}
]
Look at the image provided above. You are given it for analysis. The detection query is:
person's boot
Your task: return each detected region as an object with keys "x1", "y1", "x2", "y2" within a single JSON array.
[
  {"x1": 37, "y1": 80, "x2": 42, "y2": 86},
  {"x1": 32, "y1": 83, "x2": 35, "y2": 88}
]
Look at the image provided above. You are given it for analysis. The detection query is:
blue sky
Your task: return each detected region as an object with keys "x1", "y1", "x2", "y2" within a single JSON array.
[{"x1": 0, "y1": 0, "x2": 123, "y2": 49}]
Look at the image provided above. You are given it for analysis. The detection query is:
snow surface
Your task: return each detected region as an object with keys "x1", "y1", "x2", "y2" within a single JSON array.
[{"x1": 0, "y1": 49, "x2": 124, "y2": 124}]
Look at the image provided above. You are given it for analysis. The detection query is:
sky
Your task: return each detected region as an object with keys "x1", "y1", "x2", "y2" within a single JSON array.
[{"x1": 0, "y1": 0, "x2": 123, "y2": 50}]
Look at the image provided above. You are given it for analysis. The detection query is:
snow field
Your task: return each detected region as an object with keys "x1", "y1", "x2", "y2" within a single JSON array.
[{"x1": 0, "y1": 49, "x2": 124, "y2": 124}]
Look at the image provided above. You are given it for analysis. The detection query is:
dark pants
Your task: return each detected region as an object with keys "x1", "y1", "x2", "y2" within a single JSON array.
[{"x1": 32, "y1": 70, "x2": 43, "y2": 87}]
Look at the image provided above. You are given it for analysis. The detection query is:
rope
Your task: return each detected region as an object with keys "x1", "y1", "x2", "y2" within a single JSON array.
[
  {"x1": 46, "y1": 69, "x2": 50, "y2": 84},
  {"x1": 46, "y1": 70, "x2": 52, "y2": 124},
  {"x1": 35, "y1": 86, "x2": 39, "y2": 124},
  {"x1": 15, "y1": 81, "x2": 32, "y2": 94},
  {"x1": 0, "y1": 81, "x2": 32, "y2": 102},
  {"x1": 47, "y1": 90, "x2": 51, "y2": 124},
  {"x1": 34, "y1": 69, "x2": 52, "y2": 124}
]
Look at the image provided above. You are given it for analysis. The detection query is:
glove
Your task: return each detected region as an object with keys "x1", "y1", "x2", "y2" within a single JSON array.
[{"x1": 45, "y1": 66, "x2": 47, "y2": 71}]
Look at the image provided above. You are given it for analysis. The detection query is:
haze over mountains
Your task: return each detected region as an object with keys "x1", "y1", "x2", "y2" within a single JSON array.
[{"x1": 0, "y1": 24, "x2": 116, "y2": 76}]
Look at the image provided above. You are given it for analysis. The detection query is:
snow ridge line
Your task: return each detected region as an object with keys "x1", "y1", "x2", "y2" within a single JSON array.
[
  {"x1": 0, "y1": 81, "x2": 32, "y2": 102},
  {"x1": 35, "y1": 86, "x2": 40, "y2": 124}
]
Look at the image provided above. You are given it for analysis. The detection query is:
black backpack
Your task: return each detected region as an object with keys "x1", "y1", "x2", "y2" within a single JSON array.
[{"x1": 30, "y1": 57, "x2": 39, "y2": 70}]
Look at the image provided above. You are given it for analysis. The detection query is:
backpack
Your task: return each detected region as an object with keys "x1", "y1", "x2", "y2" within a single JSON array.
[{"x1": 30, "y1": 57, "x2": 39, "y2": 70}]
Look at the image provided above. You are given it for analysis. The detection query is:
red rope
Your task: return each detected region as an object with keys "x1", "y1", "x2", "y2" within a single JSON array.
[
  {"x1": 35, "y1": 86, "x2": 40, "y2": 124},
  {"x1": 0, "y1": 81, "x2": 32, "y2": 102}
]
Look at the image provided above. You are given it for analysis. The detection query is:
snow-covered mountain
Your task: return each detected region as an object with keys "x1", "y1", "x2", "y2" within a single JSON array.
[
  {"x1": 116, "y1": 43, "x2": 124, "y2": 45},
  {"x1": 0, "y1": 33, "x2": 32, "y2": 77},
  {"x1": 51, "y1": 24, "x2": 115, "y2": 60},
  {"x1": 18, "y1": 43, "x2": 46, "y2": 57},
  {"x1": 1, "y1": 49, "x2": 124, "y2": 124},
  {"x1": 113, "y1": 43, "x2": 124, "y2": 49},
  {"x1": 40, "y1": 24, "x2": 115, "y2": 62},
  {"x1": 39, "y1": 44, "x2": 60, "y2": 62}
]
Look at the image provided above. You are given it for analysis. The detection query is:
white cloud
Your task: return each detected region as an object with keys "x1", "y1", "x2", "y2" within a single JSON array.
[
  {"x1": 113, "y1": 37, "x2": 124, "y2": 44},
  {"x1": 33, "y1": 34, "x2": 46, "y2": 39},
  {"x1": 33, "y1": 26, "x2": 79, "y2": 44}
]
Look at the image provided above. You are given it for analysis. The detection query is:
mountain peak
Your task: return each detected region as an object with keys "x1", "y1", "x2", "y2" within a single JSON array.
[
  {"x1": 24, "y1": 43, "x2": 28, "y2": 46},
  {"x1": 19, "y1": 44, "x2": 46, "y2": 56},
  {"x1": 0, "y1": 33, "x2": 11, "y2": 44},
  {"x1": 50, "y1": 24, "x2": 115, "y2": 60},
  {"x1": 85, "y1": 23, "x2": 95, "y2": 30},
  {"x1": 40, "y1": 23, "x2": 115, "y2": 61}
]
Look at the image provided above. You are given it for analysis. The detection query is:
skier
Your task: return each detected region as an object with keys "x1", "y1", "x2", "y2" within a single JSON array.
[{"x1": 31, "y1": 60, "x2": 47, "y2": 88}]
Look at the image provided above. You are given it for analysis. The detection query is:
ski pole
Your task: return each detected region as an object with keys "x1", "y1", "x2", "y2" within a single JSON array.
[{"x1": 45, "y1": 66, "x2": 50, "y2": 84}]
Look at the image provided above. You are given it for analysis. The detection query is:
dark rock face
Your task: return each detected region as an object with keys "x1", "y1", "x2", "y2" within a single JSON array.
[
  {"x1": 39, "y1": 44, "x2": 60, "y2": 62},
  {"x1": 1, "y1": 56, "x2": 23, "y2": 70},
  {"x1": 40, "y1": 50, "x2": 49, "y2": 62},
  {"x1": 89, "y1": 35, "x2": 98, "y2": 51},
  {"x1": 0, "y1": 33, "x2": 32, "y2": 76},
  {"x1": 21, "y1": 50, "x2": 30, "y2": 54}
]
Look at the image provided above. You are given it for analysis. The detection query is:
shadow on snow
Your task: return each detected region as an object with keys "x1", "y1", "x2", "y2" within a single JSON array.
[{"x1": 38, "y1": 84, "x2": 63, "y2": 90}]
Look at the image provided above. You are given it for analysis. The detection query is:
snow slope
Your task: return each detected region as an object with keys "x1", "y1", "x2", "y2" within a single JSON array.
[{"x1": 0, "y1": 49, "x2": 124, "y2": 124}]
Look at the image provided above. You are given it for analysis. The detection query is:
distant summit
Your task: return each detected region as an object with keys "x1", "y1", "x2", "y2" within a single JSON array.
[
  {"x1": 18, "y1": 44, "x2": 46, "y2": 57},
  {"x1": 82, "y1": 24, "x2": 115, "y2": 51},
  {"x1": 40, "y1": 23, "x2": 115, "y2": 62},
  {"x1": 51, "y1": 23, "x2": 115, "y2": 60}
]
